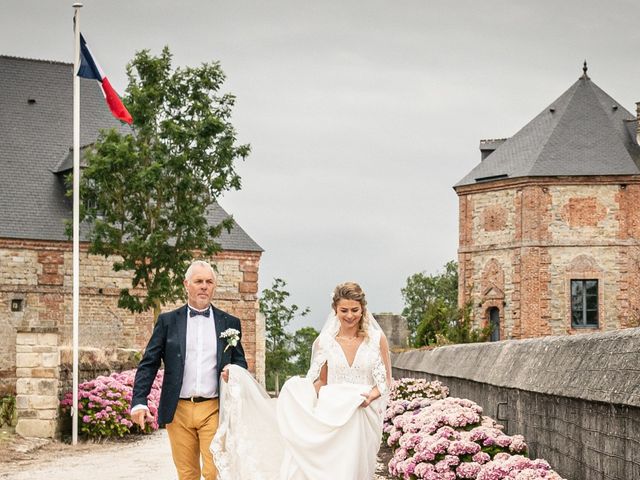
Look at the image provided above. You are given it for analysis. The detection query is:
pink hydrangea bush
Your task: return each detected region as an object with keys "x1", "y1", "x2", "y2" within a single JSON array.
[
  {"x1": 390, "y1": 378, "x2": 450, "y2": 402},
  {"x1": 383, "y1": 378, "x2": 566, "y2": 480},
  {"x1": 383, "y1": 397, "x2": 434, "y2": 442},
  {"x1": 476, "y1": 454, "x2": 567, "y2": 480},
  {"x1": 60, "y1": 368, "x2": 163, "y2": 438},
  {"x1": 387, "y1": 397, "x2": 486, "y2": 450},
  {"x1": 387, "y1": 398, "x2": 529, "y2": 479},
  {"x1": 384, "y1": 378, "x2": 450, "y2": 443}
]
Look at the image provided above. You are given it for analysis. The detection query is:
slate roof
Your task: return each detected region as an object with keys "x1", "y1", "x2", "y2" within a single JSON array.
[
  {"x1": 0, "y1": 55, "x2": 261, "y2": 252},
  {"x1": 455, "y1": 70, "x2": 640, "y2": 187}
]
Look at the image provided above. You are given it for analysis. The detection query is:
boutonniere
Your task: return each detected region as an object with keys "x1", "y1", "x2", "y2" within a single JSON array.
[{"x1": 220, "y1": 328, "x2": 240, "y2": 352}]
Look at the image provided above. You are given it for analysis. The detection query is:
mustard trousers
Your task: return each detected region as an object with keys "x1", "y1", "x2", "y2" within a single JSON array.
[{"x1": 166, "y1": 398, "x2": 219, "y2": 480}]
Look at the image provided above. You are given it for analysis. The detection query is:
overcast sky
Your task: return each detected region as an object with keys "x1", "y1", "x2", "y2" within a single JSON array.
[{"x1": 3, "y1": 0, "x2": 640, "y2": 330}]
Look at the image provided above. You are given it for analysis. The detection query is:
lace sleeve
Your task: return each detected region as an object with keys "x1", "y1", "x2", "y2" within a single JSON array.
[
  {"x1": 370, "y1": 329, "x2": 390, "y2": 394},
  {"x1": 306, "y1": 336, "x2": 327, "y2": 382},
  {"x1": 372, "y1": 357, "x2": 388, "y2": 394}
]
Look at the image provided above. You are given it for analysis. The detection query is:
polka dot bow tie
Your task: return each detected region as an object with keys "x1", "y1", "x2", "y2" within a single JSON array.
[{"x1": 188, "y1": 306, "x2": 211, "y2": 317}]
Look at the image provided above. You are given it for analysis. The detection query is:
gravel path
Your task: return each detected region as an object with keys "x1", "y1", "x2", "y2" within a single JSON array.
[
  {"x1": 0, "y1": 431, "x2": 175, "y2": 480},
  {"x1": 0, "y1": 430, "x2": 391, "y2": 479}
]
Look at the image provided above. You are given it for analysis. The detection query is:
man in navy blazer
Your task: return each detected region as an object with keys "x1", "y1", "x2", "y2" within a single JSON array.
[{"x1": 131, "y1": 260, "x2": 247, "y2": 480}]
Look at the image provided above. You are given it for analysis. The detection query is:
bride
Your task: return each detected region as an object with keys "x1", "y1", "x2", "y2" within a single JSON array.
[{"x1": 211, "y1": 282, "x2": 392, "y2": 479}]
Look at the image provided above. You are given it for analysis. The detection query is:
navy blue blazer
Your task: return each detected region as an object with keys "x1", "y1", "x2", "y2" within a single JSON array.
[{"x1": 132, "y1": 304, "x2": 248, "y2": 426}]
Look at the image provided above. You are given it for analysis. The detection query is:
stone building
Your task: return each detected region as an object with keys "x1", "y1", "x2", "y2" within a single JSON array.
[
  {"x1": 455, "y1": 64, "x2": 640, "y2": 340},
  {"x1": 373, "y1": 313, "x2": 409, "y2": 349},
  {"x1": 0, "y1": 55, "x2": 264, "y2": 399}
]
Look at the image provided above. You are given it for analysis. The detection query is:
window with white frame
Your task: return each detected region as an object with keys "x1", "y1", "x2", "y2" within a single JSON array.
[{"x1": 571, "y1": 279, "x2": 598, "y2": 328}]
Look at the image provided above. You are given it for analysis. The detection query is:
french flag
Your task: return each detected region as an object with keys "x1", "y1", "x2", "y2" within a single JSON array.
[{"x1": 77, "y1": 34, "x2": 133, "y2": 125}]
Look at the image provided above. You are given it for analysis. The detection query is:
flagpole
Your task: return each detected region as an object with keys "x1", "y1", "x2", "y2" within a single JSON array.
[{"x1": 72, "y1": 2, "x2": 83, "y2": 447}]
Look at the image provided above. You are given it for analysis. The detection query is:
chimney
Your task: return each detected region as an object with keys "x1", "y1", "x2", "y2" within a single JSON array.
[{"x1": 636, "y1": 102, "x2": 640, "y2": 146}]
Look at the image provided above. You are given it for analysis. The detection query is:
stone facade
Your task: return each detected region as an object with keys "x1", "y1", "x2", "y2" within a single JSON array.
[
  {"x1": 0, "y1": 237, "x2": 263, "y2": 395},
  {"x1": 457, "y1": 177, "x2": 640, "y2": 339}
]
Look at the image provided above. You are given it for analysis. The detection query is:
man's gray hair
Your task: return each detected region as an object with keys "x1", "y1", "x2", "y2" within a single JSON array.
[{"x1": 185, "y1": 260, "x2": 217, "y2": 283}]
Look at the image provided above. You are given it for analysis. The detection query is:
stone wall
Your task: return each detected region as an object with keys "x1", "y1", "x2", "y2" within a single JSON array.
[
  {"x1": 0, "y1": 238, "x2": 263, "y2": 394},
  {"x1": 57, "y1": 348, "x2": 141, "y2": 398},
  {"x1": 456, "y1": 178, "x2": 640, "y2": 340},
  {"x1": 392, "y1": 328, "x2": 640, "y2": 480},
  {"x1": 15, "y1": 328, "x2": 59, "y2": 438}
]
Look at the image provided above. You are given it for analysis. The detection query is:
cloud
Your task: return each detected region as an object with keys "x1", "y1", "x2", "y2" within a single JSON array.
[{"x1": 4, "y1": 0, "x2": 640, "y2": 329}]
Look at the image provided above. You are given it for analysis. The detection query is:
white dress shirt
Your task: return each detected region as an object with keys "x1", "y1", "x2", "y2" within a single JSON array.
[
  {"x1": 131, "y1": 305, "x2": 218, "y2": 415},
  {"x1": 179, "y1": 305, "x2": 218, "y2": 398}
]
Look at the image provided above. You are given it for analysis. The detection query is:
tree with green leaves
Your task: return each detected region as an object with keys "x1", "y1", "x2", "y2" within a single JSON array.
[
  {"x1": 260, "y1": 278, "x2": 310, "y2": 391},
  {"x1": 404, "y1": 261, "x2": 491, "y2": 346},
  {"x1": 414, "y1": 297, "x2": 454, "y2": 347},
  {"x1": 401, "y1": 260, "x2": 458, "y2": 344},
  {"x1": 77, "y1": 47, "x2": 249, "y2": 319},
  {"x1": 414, "y1": 299, "x2": 491, "y2": 347},
  {"x1": 442, "y1": 301, "x2": 491, "y2": 345},
  {"x1": 290, "y1": 326, "x2": 320, "y2": 375}
]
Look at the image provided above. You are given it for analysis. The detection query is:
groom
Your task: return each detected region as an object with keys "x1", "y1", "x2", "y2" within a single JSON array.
[{"x1": 131, "y1": 260, "x2": 248, "y2": 480}]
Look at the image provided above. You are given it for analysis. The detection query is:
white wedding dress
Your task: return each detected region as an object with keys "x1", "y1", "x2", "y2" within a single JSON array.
[{"x1": 210, "y1": 325, "x2": 390, "y2": 480}]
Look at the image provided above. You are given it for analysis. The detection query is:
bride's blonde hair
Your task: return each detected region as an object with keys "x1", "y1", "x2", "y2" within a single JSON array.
[{"x1": 331, "y1": 282, "x2": 369, "y2": 340}]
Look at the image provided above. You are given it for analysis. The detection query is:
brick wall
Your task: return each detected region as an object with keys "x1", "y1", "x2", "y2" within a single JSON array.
[
  {"x1": 457, "y1": 177, "x2": 640, "y2": 339},
  {"x1": 0, "y1": 238, "x2": 262, "y2": 394}
]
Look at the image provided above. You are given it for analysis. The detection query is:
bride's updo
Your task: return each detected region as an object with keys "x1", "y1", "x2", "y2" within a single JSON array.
[{"x1": 331, "y1": 282, "x2": 369, "y2": 340}]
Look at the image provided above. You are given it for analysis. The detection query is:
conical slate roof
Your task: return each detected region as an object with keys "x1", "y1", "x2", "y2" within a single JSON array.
[{"x1": 455, "y1": 70, "x2": 640, "y2": 187}]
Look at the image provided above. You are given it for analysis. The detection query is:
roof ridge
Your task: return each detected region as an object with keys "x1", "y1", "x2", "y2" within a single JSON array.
[
  {"x1": 0, "y1": 54, "x2": 71, "y2": 67},
  {"x1": 525, "y1": 79, "x2": 583, "y2": 176},
  {"x1": 586, "y1": 79, "x2": 640, "y2": 169},
  {"x1": 532, "y1": 77, "x2": 640, "y2": 176},
  {"x1": 587, "y1": 78, "x2": 635, "y2": 119}
]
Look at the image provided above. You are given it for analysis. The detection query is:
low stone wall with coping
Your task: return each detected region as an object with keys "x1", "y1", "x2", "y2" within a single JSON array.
[{"x1": 392, "y1": 327, "x2": 640, "y2": 480}]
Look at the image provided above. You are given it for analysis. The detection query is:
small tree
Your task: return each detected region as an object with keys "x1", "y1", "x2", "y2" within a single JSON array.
[
  {"x1": 260, "y1": 278, "x2": 309, "y2": 392},
  {"x1": 78, "y1": 47, "x2": 249, "y2": 319},
  {"x1": 443, "y1": 301, "x2": 491, "y2": 344},
  {"x1": 401, "y1": 260, "x2": 458, "y2": 344},
  {"x1": 422, "y1": 300, "x2": 491, "y2": 347},
  {"x1": 414, "y1": 297, "x2": 455, "y2": 346},
  {"x1": 290, "y1": 326, "x2": 319, "y2": 376}
]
